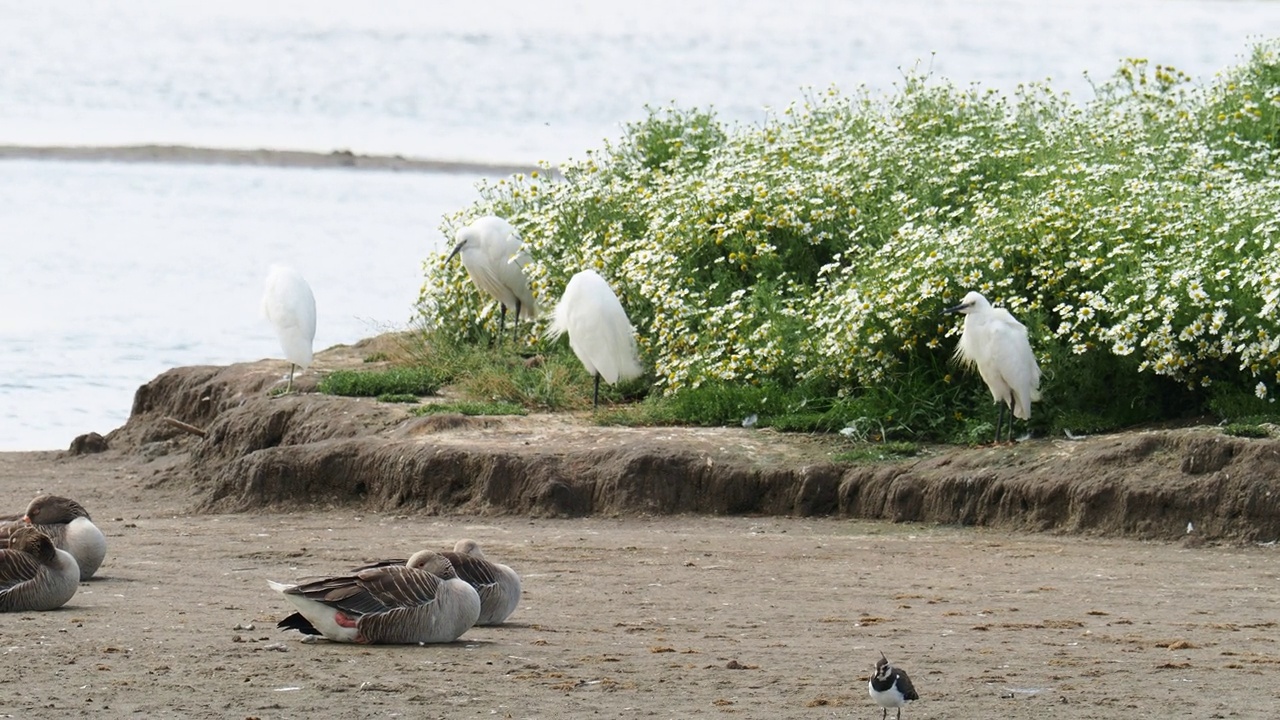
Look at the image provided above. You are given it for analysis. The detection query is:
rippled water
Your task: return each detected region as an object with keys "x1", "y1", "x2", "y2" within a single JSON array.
[
  {"x1": 2, "y1": 1, "x2": 1278, "y2": 450},
  {"x1": 0, "y1": 160, "x2": 481, "y2": 449}
]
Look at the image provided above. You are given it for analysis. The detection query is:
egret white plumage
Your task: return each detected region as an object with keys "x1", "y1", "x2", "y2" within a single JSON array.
[
  {"x1": 944, "y1": 291, "x2": 1041, "y2": 443},
  {"x1": 446, "y1": 215, "x2": 537, "y2": 344},
  {"x1": 546, "y1": 269, "x2": 643, "y2": 409},
  {"x1": 262, "y1": 264, "x2": 316, "y2": 393}
]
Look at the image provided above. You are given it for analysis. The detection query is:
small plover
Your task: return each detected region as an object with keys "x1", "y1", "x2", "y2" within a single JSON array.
[{"x1": 868, "y1": 651, "x2": 918, "y2": 720}]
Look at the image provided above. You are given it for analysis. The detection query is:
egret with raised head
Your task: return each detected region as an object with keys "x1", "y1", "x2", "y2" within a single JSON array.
[
  {"x1": 547, "y1": 269, "x2": 643, "y2": 409},
  {"x1": 944, "y1": 290, "x2": 1041, "y2": 443},
  {"x1": 446, "y1": 215, "x2": 537, "y2": 344},
  {"x1": 262, "y1": 264, "x2": 316, "y2": 393}
]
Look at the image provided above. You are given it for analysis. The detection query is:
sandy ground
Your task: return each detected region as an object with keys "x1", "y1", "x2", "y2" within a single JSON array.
[{"x1": 1, "y1": 451, "x2": 1277, "y2": 720}]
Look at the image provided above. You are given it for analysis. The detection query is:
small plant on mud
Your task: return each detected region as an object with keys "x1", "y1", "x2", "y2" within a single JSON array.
[
  {"x1": 318, "y1": 368, "x2": 440, "y2": 397},
  {"x1": 1222, "y1": 423, "x2": 1272, "y2": 439},
  {"x1": 832, "y1": 441, "x2": 920, "y2": 463},
  {"x1": 377, "y1": 393, "x2": 420, "y2": 404},
  {"x1": 410, "y1": 401, "x2": 528, "y2": 417}
]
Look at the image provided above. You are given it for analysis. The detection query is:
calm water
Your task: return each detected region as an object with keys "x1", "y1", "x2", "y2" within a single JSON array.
[{"x1": 2, "y1": 1, "x2": 1279, "y2": 450}]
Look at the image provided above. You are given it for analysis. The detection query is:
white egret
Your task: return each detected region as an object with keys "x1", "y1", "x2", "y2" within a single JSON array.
[
  {"x1": 546, "y1": 269, "x2": 643, "y2": 409},
  {"x1": 446, "y1": 215, "x2": 537, "y2": 344},
  {"x1": 944, "y1": 291, "x2": 1041, "y2": 443},
  {"x1": 262, "y1": 264, "x2": 316, "y2": 393}
]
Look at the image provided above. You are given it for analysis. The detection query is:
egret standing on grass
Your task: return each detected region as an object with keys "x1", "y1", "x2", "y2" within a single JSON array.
[
  {"x1": 944, "y1": 290, "x2": 1041, "y2": 443},
  {"x1": 262, "y1": 264, "x2": 316, "y2": 394},
  {"x1": 446, "y1": 215, "x2": 537, "y2": 344},
  {"x1": 547, "y1": 269, "x2": 643, "y2": 409}
]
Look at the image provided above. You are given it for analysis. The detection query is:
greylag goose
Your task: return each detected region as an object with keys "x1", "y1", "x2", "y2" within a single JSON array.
[
  {"x1": 444, "y1": 539, "x2": 521, "y2": 625},
  {"x1": 0, "y1": 526, "x2": 80, "y2": 611},
  {"x1": 269, "y1": 550, "x2": 480, "y2": 644},
  {"x1": 0, "y1": 495, "x2": 106, "y2": 581},
  {"x1": 355, "y1": 539, "x2": 521, "y2": 626}
]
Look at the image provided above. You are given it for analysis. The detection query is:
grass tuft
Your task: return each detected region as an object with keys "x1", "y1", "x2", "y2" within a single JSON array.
[
  {"x1": 1222, "y1": 423, "x2": 1271, "y2": 439},
  {"x1": 410, "y1": 401, "x2": 528, "y2": 417},
  {"x1": 318, "y1": 368, "x2": 440, "y2": 397},
  {"x1": 377, "y1": 393, "x2": 421, "y2": 404},
  {"x1": 832, "y1": 441, "x2": 921, "y2": 463}
]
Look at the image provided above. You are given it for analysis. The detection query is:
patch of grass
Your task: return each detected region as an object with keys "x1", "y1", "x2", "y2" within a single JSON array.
[
  {"x1": 318, "y1": 367, "x2": 440, "y2": 397},
  {"x1": 363, "y1": 351, "x2": 391, "y2": 363},
  {"x1": 832, "y1": 441, "x2": 920, "y2": 463},
  {"x1": 1222, "y1": 423, "x2": 1271, "y2": 439},
  {"x1": 398, "y1": 325, "x2": 650, "y2": 411},
  {"x1": 594, "y1": 401, "x2": 681, "y2": 427},
  {"x1": 377, "y1": 393, "x2": 420, "y2": 404},
  {"x1": 410, "y1": 401, "x2": 528, "y2": 417}
]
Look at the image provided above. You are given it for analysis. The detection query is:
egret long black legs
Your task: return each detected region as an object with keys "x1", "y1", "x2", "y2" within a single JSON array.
[{"x1": 511, "y1": 299, "x2": 522, "y2": 346}]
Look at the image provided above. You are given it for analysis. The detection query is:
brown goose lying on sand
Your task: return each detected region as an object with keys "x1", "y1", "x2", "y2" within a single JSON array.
[
  {"x1": 0, "y1": 526, "x2": 80, "y2": 612},
  {"x1": 354, "y1": 539, "x2": 522, "y2": 626},
  {"x1": 269, "y1": 550, "x2": 481, "y2": 644},
  {"x1": 0, "y1": 495, "x2": 106, "y2": 581}
]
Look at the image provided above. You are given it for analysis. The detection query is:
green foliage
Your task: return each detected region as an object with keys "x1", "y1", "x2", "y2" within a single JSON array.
[
  {"x1": 1199, "y1": 43, "x2": 1280, "y2": 166},
  {"x1": 1207, "y1": 383, "x2": 1280, "y2": 421},
  {"x1": 410, "y1": 401, "x2": 528, "y2": 417},
  {"x1": 318, "y1": 368, "x2": 440, "y2": 397},
  {"x1": 418, "y1": 39, "x2": 1280, "y2": 441},
  {"x1": 363, "y1": 352, "x2": 391, "y2": 363},
  {"x1": 377, "y1": 393, "x2": 420, "y2": 403},
  {"x1": 1222, "y1": 423, "x2": 1271, "y2": 439},
  {"x1": 612, "y1": 105, "x2": 727, "y2": 175},
  {"x1": 399, "y1": 326, "x2": 648, "y2": 411}
]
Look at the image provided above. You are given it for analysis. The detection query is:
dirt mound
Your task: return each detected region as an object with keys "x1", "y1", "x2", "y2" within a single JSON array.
[{"x1": 102, "y1": 343, "x2": 1280, "y2": 543}]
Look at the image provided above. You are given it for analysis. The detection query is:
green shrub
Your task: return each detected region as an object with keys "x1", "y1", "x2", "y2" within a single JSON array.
[{"x1": 417, "y1": 39, "x2": 1280, "y2": 441}]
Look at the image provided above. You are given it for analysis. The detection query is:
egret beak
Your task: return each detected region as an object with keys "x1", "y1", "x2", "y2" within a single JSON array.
[
  {"x1": 942, "y1": 302, "x2": 966, "y2": 315},
  {"x1": 445, "y1": 242, "x2": 464, "y2": 264}
]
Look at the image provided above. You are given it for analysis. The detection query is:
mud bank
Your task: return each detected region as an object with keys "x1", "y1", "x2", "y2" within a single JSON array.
[{"x1": 81, "y1": 341, "x2": 1280, "y2": 544}]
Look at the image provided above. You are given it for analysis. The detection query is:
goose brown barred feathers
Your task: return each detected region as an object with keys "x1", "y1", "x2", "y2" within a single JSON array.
[
  {"x1": 0, "y1": 525, "x2": 80, "y2": 612},
  {"x1": 0, "y1": 495, "x2": 106, "y2": 581},
  {"x1": 269, "y1": 550, "x2": 480, "y2": 644},
  {"x1": 353, "y1": 539, "x2": 522, "y2": 626}
]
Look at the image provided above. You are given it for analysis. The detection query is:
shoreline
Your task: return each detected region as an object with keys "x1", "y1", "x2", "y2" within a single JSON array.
[{"x1": 0, "y1": 143, "x2": 553, "y2": 176}]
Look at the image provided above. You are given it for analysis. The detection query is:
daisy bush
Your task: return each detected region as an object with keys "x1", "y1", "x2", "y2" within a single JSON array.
[{"x1": 417, "y1": 39, "x2": 1280, "y2": 440}]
